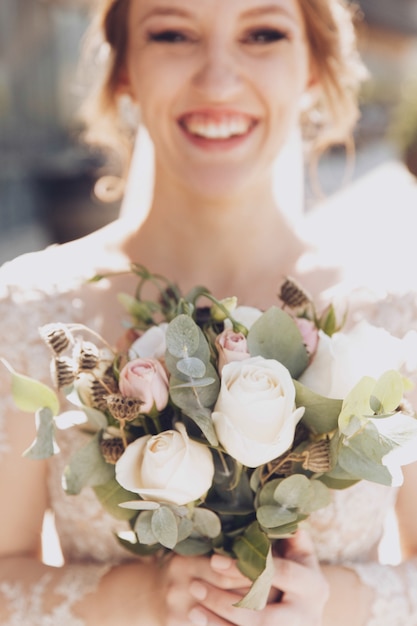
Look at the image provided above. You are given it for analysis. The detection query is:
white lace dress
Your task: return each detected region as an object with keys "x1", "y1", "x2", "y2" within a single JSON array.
[{"x1": 1, "y1": 245, "x2": 417, "y2": 625}]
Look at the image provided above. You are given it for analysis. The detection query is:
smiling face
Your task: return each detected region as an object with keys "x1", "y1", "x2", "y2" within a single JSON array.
[{"x1": 124, "y1": 0, "x2": 313, "y2": 199}]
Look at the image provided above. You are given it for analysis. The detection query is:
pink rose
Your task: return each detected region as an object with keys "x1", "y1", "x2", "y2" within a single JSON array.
[
  {"x1": 216, "y1": 329, "x2": 250, "y2": 373},
  {"x1": 294, "y1": 318, "x2": 319, "y2": 359},
  {"x1": 119, "y1": 358, "x2": 169, "y2": 413}
]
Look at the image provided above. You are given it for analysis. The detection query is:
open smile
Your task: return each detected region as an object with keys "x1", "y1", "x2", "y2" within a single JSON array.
[{"x1": 177, "y1": 111, "x2": 258, "y2": 146}]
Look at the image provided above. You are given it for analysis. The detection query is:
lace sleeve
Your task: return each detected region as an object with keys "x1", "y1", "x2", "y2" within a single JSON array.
[
  {"x1": 0, "y1": 563, "x2": 112, "y2": 626},
  {"x1": 0, "y1": 253, "x2": 120, "y2": 626},
  {"x1": 345, "y1": 560, "x2": 417, "y2": 626}
]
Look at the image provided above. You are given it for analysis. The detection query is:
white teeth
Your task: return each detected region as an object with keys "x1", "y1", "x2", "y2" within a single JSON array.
[{"x1": 183, "y1": 115, "x2": 252, "y2": 139}]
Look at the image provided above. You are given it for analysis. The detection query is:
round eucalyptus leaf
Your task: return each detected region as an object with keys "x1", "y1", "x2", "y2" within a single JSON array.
[
  {"x1": 176, "y1": 357, "x2": 206, "y2": 379},
  {"x1": 193, "y1": 508, "x2": 222, "y2": 538},
  {"x1": 273, "y1": 474, "x2": 310, "y2": 508},
  {"x1": 257, "y1": 505, "x2": 298, "y2": 528},
  {"x1": 151, "y1": 506, "x2": 179, "y2": 549},
  {"x1": 135, "y1": 510, "x2": 158, "y2": 545},
  {"x1": 166, "y1": 315, "x2": 200, "y2": 358}
]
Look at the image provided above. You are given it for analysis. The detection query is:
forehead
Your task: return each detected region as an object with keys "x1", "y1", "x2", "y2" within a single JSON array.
[{"x1": 131, "y1": 0, "x2": 304, "y2": 22}]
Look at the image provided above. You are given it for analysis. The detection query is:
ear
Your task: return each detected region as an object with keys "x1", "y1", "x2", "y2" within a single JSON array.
[{"x1": 116, "y1": 65, "x2": 136, "y2": 100}]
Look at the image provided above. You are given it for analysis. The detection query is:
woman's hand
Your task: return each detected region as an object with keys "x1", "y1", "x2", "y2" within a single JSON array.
[{"x1": 164, "y1": 530, "x2": 329, "y2": 625}]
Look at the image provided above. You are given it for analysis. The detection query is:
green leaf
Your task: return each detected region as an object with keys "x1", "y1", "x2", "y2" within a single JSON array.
[
  {"x1": 177, "y1": 517, "x2": 194, "y2": 542},
  {"x1": 247, "y1": 307, "x2": 309, "y2": 378},
  {"x1": 319, "y1": 304, "x2": 338, "y2": 336},
  {"x1": 176, "y1": 357, "x2": 206, "y2": 379},
  {"x1": 135, "y1": 510, "x2": 159, "y2": 545},
  {"x1": 233, "y1": 522, "x2": 270, "y2": 582},
  {"x1": 23, "y1": 407, "x2": 58, "y2": 459},
  {"x1": 257, "y1": 505, "x2": 298, "y2": 528},
  {"x1": 116, "y1": 532, "x2": 161, "y2": 556},
  {"x1": 294, "y1": 380, "x2": 342, "y2": 434},
  {"x1": 338, "y1": 377, "x2": 376, "y2": 433},
  {"x1": 234, "y1": 546, "x2": 275, "y2": 611},
  {"x1": 273, "y1": 474, "x2": 311, "y2": 509},
  {"x1": 2, "y1": 359, "x2": 59, "y2": 415},
  {"x1": 298, "y1": 479, "x2": 332, "y2": 514},
  {"x1": 193, "y1": 508, "x2": 222, "y2": 538},
  {"x1": 166, "y1": 315, "x2": 200, "y2": 358},
  {"x1": 62, "y1": 432, "x2": 114, "y2": 495},
  {"x1": 174, "y1": 538, "x2": 213, "y2": 556},
  {"x1": 93, "y1": 478, "x2": 139, "y2": 520},
  {"x1": 370, "y1": 370, "x2": 404, "y2": 414},
  {"x1": 151, "y1": 506, "x2": 179, "y2": 549},
  {"x1": 258, "y1": 478, "x2": 282, "y2": 507}
]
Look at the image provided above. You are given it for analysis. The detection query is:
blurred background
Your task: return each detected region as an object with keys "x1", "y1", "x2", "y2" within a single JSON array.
[{"x1": 1, "y1": 0, "x2": 417, "y2": 265}]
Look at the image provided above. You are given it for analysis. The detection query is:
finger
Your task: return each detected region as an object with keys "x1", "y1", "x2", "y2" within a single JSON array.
[{"x1": 188, "y1": 580, "x2": 263, "y2": 626}]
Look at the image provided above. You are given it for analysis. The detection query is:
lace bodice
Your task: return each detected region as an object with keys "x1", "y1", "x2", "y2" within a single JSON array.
[{"x1": 1, "y1": 243, "x2": 417, "y2": 624}]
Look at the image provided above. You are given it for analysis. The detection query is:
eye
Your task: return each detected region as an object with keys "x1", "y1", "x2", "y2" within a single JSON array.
[
  {"x1": 243, "y1": 28, "x2": 288, "y2": 44},
  {"x1": 147, "y1": 30, "x2": 191, "y2": 44}
]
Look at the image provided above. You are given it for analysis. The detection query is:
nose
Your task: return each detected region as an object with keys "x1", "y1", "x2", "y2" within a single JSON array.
[{"x1": 191, "y1": 42, "x2": 242, "y2": 102}]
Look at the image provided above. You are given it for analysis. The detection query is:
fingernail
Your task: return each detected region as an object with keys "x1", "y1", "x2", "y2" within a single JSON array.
[
  {"x1": 188, "y1": 608, "x2": 208, "y2": 626},
  {"x1": 190, "y1": 581, "x2": 207, "y2": 601},
  {"x1": 211, "y1": 554, "x2": 232, "y2": 570}
]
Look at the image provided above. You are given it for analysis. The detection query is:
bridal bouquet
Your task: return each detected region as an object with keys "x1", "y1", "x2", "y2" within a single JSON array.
[{"x1": 4, "y1": 265, "x2": 417, "y2": 609}]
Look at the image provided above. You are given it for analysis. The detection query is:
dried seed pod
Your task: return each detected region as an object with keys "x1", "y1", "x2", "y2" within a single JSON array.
[
  {"x1": 40, "y1": 323, "x2": 73, "y2": 354},
  {"x1": 106, "y1": 393, "x2": 143, "y2": 422},
  {"x1": 100, "y1": 437, "x2": 125, "y2": 464},
  {"x1": 76, "y1": 341, "x2": 100, "y2": 371},
  {"x1": 88, "y1": 373, "x2": 119, "y2": 411},
  {"x1": 302, "y1": 439, "x2": 331, "y2": 473},
  {"x1": 279, "y1": 277, "x2": 312, "y2": 311},
  {"x1": 51, "y1": 356, "x2": 76, "y2": 388}
]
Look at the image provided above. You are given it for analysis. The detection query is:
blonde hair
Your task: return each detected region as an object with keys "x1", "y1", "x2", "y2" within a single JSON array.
[{"x1": 79, "y1": 0, "x2": 366, "y2": 171}]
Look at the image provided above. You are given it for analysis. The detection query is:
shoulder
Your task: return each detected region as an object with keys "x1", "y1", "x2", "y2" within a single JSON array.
[{"x1": 304, "y1": 161, "x2": 417, "y2": 335}]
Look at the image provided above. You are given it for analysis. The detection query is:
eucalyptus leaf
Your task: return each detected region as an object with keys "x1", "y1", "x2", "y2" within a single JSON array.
[
  {"x1": 370, "y1": 370, "x2": 404, "y2": 414},
  {"x1": 176, "y1": 357, "x2": 206, "y2": 379},
  {"x1": 2, "y1": 359, "x2": 59, "y2": 415},
  {"x1": 273, "y1": 474, "x2": 311, "y2": 509},
  {"x1": 62, "y1": 432, "x2": 114, "y2": 495},
  {"x1": 234, "y1": 547, "x2": 274, "y2": 611},
  {"x1": 257, "y1": 505, "x2": 298, "y2": 528},
  {"x1": 116, "y1": 532, "x2": 161, "y2": 556},
  {"x1": 247, "y1": 307, "x2": 309, "y2": 378},
  {"x1": 151, "y1": 506, "x2": 179, "y2": 549},
  {"x1": 166, "y1": 315, "x2": 200, "y2": 358},
  {"x1": 23, "y1": 407, "x2": 58, "y2": 459},
  {"x1": 177, "y1": 517, "x2": 194, "y2": 542},
  {"x1": 258, "y1": 478, "x2": 282, "y2": 507},
  {"x1": 93, "y1": 478, "x2": 139, "y2": 520},
  {"x1": 135, "y1": 510, "x2": 159, "y2": 545},
  {"x1": 233, "y1": 522, "x2": 270, "y2": 582},
  {"x1": 298, "y1": 479, "x2": 331, "y2": 514},
  {"x1": 174, "y1": 538, "x2": 212, "y2": 556},
  {"x1": 193, "y1": 508, "x2": 222, "y2": 538},
  {"x1": 170, "y1": 377, "x2": 216, "y2": 389},
  {"x1": 294, "y1": 380, "x2": 342, "y2": 435}
]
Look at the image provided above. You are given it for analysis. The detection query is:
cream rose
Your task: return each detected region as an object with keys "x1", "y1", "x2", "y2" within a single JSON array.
[
  {"x1": 215, "y1": 329, "x2": 251, "y2": 373},
  {"x1": 212, "y1": 356, "x2": 305, "y2": 467},
  {"x1": 115, "y1": 423, "x2": 214, "y2": 506},
  {"x1": 224, "y1": 305, "x2": 263, "y2": 331},
  {"x1": 128, "y1": 324, "x2": 168, "y2": 360},
  {"x1": 119, "y1": 358, "x2": 169, "y2": 413},
  {"x1": 299, "y1": 320, "x2": 413, "y2": 399}
]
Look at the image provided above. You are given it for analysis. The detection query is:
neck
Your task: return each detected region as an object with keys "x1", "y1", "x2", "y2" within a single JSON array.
[{"x1": 120, "y1": 167, "x2": 308, "y2": 304}]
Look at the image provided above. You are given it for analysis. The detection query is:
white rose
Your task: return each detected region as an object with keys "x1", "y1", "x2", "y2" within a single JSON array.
[
  {"x1": 212, "y1": 356, "x2": 304, "y2": 467},
  {"x1": 224, "y1": 306, "x2": 263, "y2": 331},
  {"x1": 299, "y1": 320, "x2": 412, "y2": 399},
  {"x1": 129, "y1": 323, "x2": 168, "y2": 360},
  {"x1": 115, "y1": 423, "x2": 214, "y2": 506}
]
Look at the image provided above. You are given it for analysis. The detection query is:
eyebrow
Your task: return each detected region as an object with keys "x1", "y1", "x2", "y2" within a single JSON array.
[
  {"x1": 140, "y1": 6, "x2": 192, "y2": 21},
  {"x1": 241, "y1": 4, "x2": 298, "y2": 22}
]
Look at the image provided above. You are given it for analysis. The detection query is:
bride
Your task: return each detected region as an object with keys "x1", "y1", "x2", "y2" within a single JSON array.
[{"x1": 1, "y1": 0, "x2": 417, "y2": 624}]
